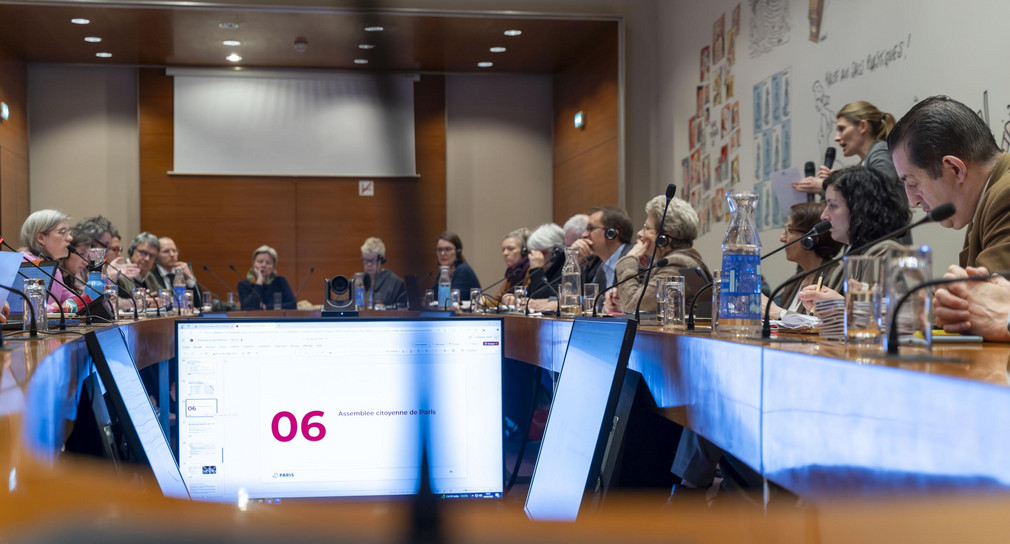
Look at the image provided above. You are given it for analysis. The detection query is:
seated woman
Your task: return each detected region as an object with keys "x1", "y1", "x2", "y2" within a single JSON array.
[
  {"x1": 763, "y1": 201, "x2": 843, "y2": 319},
  {"x1": 609, "y1": 195, "x2": 711, "y2": 313},
  {"x1": 432, "y1": 231, "x2": 481, "y2": 301},
  {"x1": 18, "y1": 209, "x2": 77, "y2": 311},
  {"x1": 360, "y1": 237, "x2": 406, "y2": 309},
  {"x1": 60, "y1": 227, "x2": 98, "y2": 305},
  {"x1": 797, "y1": 165, "x2": 911, "y2": 310},
  {"x1": 486, "y1": 228, "x2": 531, "y2": 309},
  {"x1": 237, "y1": 245, "x2": 296, "y2": 310},
  {"x1": 525, "y1": 223, "x2": 566, "y2": 300}
]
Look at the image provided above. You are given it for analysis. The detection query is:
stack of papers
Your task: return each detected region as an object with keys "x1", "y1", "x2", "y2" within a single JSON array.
[
  {"x1": 777, "y1": 312, "x2": 820, "y2": 331},
  {"x1": 815, "y1": 299, "x2": 845, "y2": 340}
]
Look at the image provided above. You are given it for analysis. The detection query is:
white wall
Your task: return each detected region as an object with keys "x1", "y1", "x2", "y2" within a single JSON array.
[
  {"x1": 446, "y1": 74, "x2": 554, "y2": 287},
  {"x1": 657, "y1": 0, "x2": 990, "y2": 283},
  {"x1": 28, "y1": 65, "x2": 139, "y2": 240}
]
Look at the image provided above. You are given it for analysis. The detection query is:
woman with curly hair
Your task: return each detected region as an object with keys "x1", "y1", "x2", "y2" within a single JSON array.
[{"x1": 797, "y1": 165, "x2": 911, "y2": 309}]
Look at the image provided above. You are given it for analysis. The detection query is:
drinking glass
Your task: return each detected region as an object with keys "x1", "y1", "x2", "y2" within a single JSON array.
[
  {"x1": 451, "y1": 288, "x2": 462, "y2": 310},
  {"x1": 583, "y1": 283, "x2": 599, "y2": 315},
  {"x1": 424, "y1": 289, "x2": 436, "y2": 310},
  {"x1": 654, "y1": 277, "x2": 667, "y2": 322},
  {"x1": 843, "y1": 255, "x2": 884, "y2": 345},
  {"x1": 103, "y1": 283, "x2": 119, "y2": 322},
  {"x1": 883, "y1": 246, "x2": 932, "y2": 349},
  {"x1": 470, "y1": 288, "x2": 483, "y2": 314},
  {"x1": 273, "y1": 292, "x2": 283, "y2": 310},
  {"x1": 662, "y1": 276, "x2": 686, "y2": 329},
  {"x1": 132, "y1": 287, "x2": 148, "y2": 319},
  {"x1": 513, "y1": 286, "x2": 527, "y2": 312},
  {"x1": 158, "y1": 288, "x2": 173, "y2": 311}
]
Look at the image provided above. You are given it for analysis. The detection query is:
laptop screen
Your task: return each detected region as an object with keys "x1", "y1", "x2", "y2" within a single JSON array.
[
  {"x1": 86, "y1": 328, "x2": 191, "y2": 499},
  {"x1": 524, "y1": 317, "x2": 637, "y2": 522},
  {"x1": 175, "y1": 317, "x2": 504, "y2": 503},
  {"x1": 8, "y1": 261, "x2": 58, "y2": 316}
]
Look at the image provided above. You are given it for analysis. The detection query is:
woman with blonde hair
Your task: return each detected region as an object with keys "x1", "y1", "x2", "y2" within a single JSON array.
[
  {"x1": 794, "y1": 100, "x2": 900, "y2": 195},
  {"x1": 237, "y1": 245, "x2": 296, "y2": 310}
]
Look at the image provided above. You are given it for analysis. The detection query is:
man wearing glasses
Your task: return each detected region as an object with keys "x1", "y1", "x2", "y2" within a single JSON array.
[
  {"x1": 570, "y1": 206, "x2": 634, "y2": 289},
  {"x1": 117, "y1": 232, "x2": 164, "y2": 295},
  {"x1": 360, "y1": 237, "x2": 406, "y2": 309}
]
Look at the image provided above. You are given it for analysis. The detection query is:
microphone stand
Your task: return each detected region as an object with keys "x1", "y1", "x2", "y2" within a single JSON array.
[
  {"x1": 230, "y1": 264, "x2": 265, "y2": 310},
  {"x1": 592, "y1": 258, "x2": 669, "y2": 318},
  {"x1": 294, "y1": 267, "x2": 315, "y2": 299},
  {"x1": 686, "y1": 281, "x2": 714, "y2": 331},
  {"x1": 0, "y1": 284, "x2": 38, "y2": 338},
  {"x1": 634, "y1": 183, "x2": 676, "y2": 322}
]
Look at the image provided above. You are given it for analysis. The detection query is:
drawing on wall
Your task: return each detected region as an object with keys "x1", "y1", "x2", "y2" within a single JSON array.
[
  {"x1": 729, "y1": 4, "x2": 741, "y2": 65},
  {"x1": 812, "y1": 80, "x2": 835, "y2": 153},
  {"x1": 713, "y1": 14, "x2": 726, "y2": 64},
  {"x1": 753, "y1": 68, "x2": 793, "y2": 231},
  {"x1": 808, "y1": 0, "x2": 824, "y2": 43},
  {"x1": 700, "y1": 47, "x2": 711, "y2": 81},
  {"x1": 749, "y1": 0, "x2": 791, "y2": 58}
]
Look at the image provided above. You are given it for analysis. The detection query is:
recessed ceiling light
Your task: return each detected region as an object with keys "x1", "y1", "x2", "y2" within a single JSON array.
[
  {"x1": 96, "y1": 52, "x2": 112, "y2": 58},
  {"x1": 354, "y1": 59, "x2": 369, "y2": 64},
  {"x1": 71, "y1": 18, "x2": 90, "y2": 25},
  {"x1": 477, "y1": 61, "x2": 494, "y2": 68},
  {"x1": 489, "y1": 46, "x2": 506, "y2": 53},
  {"x1": 222, "y1": 40, "x2": 241, "y2": 47},
  {"x1": 358, "y1": 44, "x2": 375, "y2": 50},
  {"x1": 84, "y1": 36, "x2": 102, "y2": 43},
  {"x1": 364, "y1": 26, "x2": 384, "y2": 32},
  {"x1": 226, "y1": 53, "x2": 242, "y2": 62},
  {"x1": 504, "y1": 30, "x2": 522, "y2": 37},
  {"x1": 218, "y1": 22, "x2": 239, "y2": 30}
]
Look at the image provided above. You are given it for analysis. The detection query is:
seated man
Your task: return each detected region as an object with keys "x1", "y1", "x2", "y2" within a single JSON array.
[
  {"x1": 361, "y1": 237, "x2": 406, "y2": 309},
  {"x1": 154, "y1": 237, "x2": 203, "y2": 308},
  {"x1": 117, "y1": 232, "x2": 163, "y2": 298}
]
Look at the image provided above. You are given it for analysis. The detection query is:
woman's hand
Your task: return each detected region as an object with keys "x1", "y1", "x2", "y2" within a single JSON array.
[
  {"x1": 604, "y1": 288, "x2": 621, "y2": 314},
  {"x1": 529, "y1": 249, "x2": 546, "y2": 269},
  {"x1": 0, "y1": 301, "x2": 8, "y2": 324},
  {"x1": 253, "y1": 267, "x2": 266, "y2": 285},
  {"x1": 626, "y1": 239, "x2": 650, "y2": 261},
  {"x1": 792, "y1": 166, "x2": 833, "y2": 194},
  {"x1": 796, "y1": 284, "x2": 843, "y2": 312}
]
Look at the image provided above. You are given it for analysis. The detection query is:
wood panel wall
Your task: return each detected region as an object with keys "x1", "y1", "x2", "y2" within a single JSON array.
[
  {"x1": 0, "y1": 40, "x2": 28, "y2": 242},
  {"x1": 552, "y1": 26, "x2": 620, "y2": 224},
  {"x1": 138, "y1": 69, "x2": 446, "y2": 304}
]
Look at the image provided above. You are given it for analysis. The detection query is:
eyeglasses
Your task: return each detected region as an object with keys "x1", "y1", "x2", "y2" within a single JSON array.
[
  {"x1": 49, "y1": 227, "x2": 69, "y2": 237},
  {"x1": 134, "y1": 248, "x2": 156, "y2": 260},
  {"x1": 362, "y1": 257, "x2": 379, "y2": 264},
  {"x1": 584, "y1": 224, "x2": 607, "y2": 234},
  {"x1": 435, "y1": 247, "x2": 456, "y2": 254},
  {"x1": 640, "y1": 224, "x2": 657, "y2": 232}
]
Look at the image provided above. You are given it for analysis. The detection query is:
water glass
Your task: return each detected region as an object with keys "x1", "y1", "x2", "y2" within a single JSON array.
[
  {"x1": 227, "y1": 292, "x2": 236, "y2": 306},
  {"x1": 654, "y1": 277, "x2": 667, "y2": 321},
  {"x1": 103, "y1": 283, "x2": 119, "y2": 322},
  {"x1": 883, "y1": 246, "x2": 932, "y2": 349},
  {"x1": 132, "y1": 287, "x2": 148, "y2": 319},
  {"x1": 158, "y1": 288, "x2": 173, "y2": 311},
  {"x1": 711, "y1": 270, "x2": 721, "y2": 330},
  {"x1": 843, "y1": 255, "x2": 884, "y2": 345},
  {"x1": 451, "y1": 288, "x2": 461, "y2": 310},
  {"x1": 22, "y1": 278, "x2": 47, "y2": 332},
  {"x1": 273, "y1": 292, "x2": 283, "y2": 310},
  {"x1": 470, "y1": 288, "x2": 483, "y2": 314},
  {"x1": 662, "y1": 276, "x2": 686, "y2": 329},
  {"x1": 201, "y1": 292, "x2": 214, "y2": 313},
  {"x1": 184, "y1": 290, "x2": 195, "y2": 314},
  {"x1": 424, "y1": 289, "x2": 436, "y2": 310},
  {"x1": 583, "y1": 283, "x2": 599, "y2": 315}
]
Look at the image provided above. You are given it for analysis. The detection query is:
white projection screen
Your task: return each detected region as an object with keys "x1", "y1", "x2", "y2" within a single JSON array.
[{"x1": 168, "y1": 68, "x2": 417, "y2": 177}]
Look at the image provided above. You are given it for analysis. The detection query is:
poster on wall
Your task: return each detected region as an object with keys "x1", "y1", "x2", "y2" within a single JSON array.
[{"x1": 753, "y1": 68, "x2": 793, "y2": 231}]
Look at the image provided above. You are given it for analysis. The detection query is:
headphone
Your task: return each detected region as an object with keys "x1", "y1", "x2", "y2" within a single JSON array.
[
  {"x1": 604, "y1": 227, "x2": 618, "y2": 240},
  {"x1": 656, "y1": 233, "x2": 671, "y2": 248},
  {"x1": 378, "y1": 254, "x2": 386, "y2": 265},
  {"x1": 520, "y1": 245, "x2": 529, "y2": 257}
]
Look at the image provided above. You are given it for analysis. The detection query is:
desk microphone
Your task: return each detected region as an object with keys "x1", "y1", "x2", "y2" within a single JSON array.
[
  {"x1": 884, "y1": 272, "x2": 1009, "y2": 355},
  {"x1": 202, "y1": 265, "x2": 235, "y2": 297},
  {"x1": 764, "y1": 220, "x2": 831, "y2": 261},
  {"x1": 762, "y1": 202, "x2": 956, "y2": 339},
  {"x1": 527, "y1": 247, "x2": 565, "y2": 299},
  {"x1": 229, "y1": 264, "x2": 265, "y2": 309},
  {"x1": 524, "y1": 267, "x2": 561, "y2": 315},
  {"x1": 294, "y1": 267, "x2": 315, "y2": 299},
  {"x1": 635, "y1": 183, "x2": 676, "y2": 322},
  {"x1": 0, "y1": 283, "x2": 38, "y2": 339},
  {"x1": 592, "y1": 257, "x2": 669, "y2": 318},
  {"x1": 13, "y1": 270, "x2": 66, "y2": 331}
]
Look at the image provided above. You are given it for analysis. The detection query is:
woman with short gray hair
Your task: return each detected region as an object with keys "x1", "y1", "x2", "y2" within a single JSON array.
[
  {"x1": 610, "y1": 195, "x2": 711, "y2": 313},
  {"x1": 237, "y1": 245, "x2": 296, "y2": 310},
  {"x1": 525, "y1": 223, "x2": 565, "y2": 299},
  {"x1": 18, "y1": 209, "x2": 80, "y2": 311}
]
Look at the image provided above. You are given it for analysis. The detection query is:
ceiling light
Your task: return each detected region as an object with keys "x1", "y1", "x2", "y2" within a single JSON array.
[
  {"x1": 96, "y1": 52, "x2": 112, "y2": 58},
  {"x1": 226, "y1": 53, "x2": 242, "y2": 62},
  {"x1": 222, "y1": 40, "x2": 241, "y2": 47},
  {"x1": 358, "y1": 44, "x2": 375, "y2": 50},
  {"x1": 354, "y1": 59, "x2": 369, "y2": 65},
  {"x1": 364, "y1": 26, "x2": 384, "y2": 32},
  {"x1": 477, "y1": 61, "x2": 494, "y2": 68},
  {"x1": 218, "y1": 22, "x2": 239, "y2": 30},
  {"x1": 84, "y1": 36, "x2": 102, "y2": 43},
  {"x1": 71, "y1": 18, "x2": 90, "y2": 25},
  {"x1": 489, "y1": 46, "x2": 506, "y2": 53},
  {"x1": 504, "y1": 30, "x2": 522, "y2": 37}
]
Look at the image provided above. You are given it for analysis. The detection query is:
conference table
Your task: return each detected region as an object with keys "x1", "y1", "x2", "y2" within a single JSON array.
[{"x1": 1, "y1": 311, "x2": 1010, "y2": 541}]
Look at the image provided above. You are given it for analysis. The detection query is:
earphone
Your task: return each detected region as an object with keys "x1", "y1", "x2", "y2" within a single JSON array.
[
  {"x1": 656, "y1": 233, "x2": 670, "y2": 247},
  {"x1": 378, "y1": 254, "x2": 386, "y2": 265},
  {"x1": 520, "y1": 246, "x2": 529, "y2": 257},
  {"x1": 604, "y1": 227, "x2": 618, "y2": 240}
]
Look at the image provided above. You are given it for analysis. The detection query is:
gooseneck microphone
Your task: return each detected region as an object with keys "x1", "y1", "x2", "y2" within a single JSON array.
[
  {"x1": 294, "y1": 267, "x2": 315, "y2": 299},
  {"x1": 203, "y1": 265, "x2": 235, "y2": 297},
  {"x1": 761, "y1": 203, "x2": 956, "y2": 339},
  {"x1": 527, "y1": 247, "x2": 565, "y2": 299},
  {"x1": 0, "y1": 283, "x2": 38, "y2": 338},
  {"x1": 634, "y1": 183, "x2": 677, "y2": 322},
  {"x1": 524, "y1": 268, "x2": 562, "y2": 316},
  {"x1": 884, "y1": 272, "x2": 1008, "y2": 355},
  {"x1": 592, "y1": 257, "x2": 670, "y2": 318},
  {"x1": 764, "y1": 220, "x2": 831, "y2": 261},
  {"x1": 230, "y1": 264, "x2": 265, "y2": 309},
  {"x1": 823, "y1": 147, "x2": 836, "y2": 170},
  {"x1": 686, "y1": 282, "x2": 714, "y2": 331}
]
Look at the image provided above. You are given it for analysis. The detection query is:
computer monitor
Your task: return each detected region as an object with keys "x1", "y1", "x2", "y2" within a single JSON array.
[
  {"x1": 84, "y1": 328, "x2": 191, "y2": 499},
  {"x1": 524, "y1": 317, "x2": 638, "y2": 522},
  {"x1": 7, "y1": 261, "x2": 57, "y2": 317},
  {"x1": 175, "y1": 317, "x2": 504, "y2": 503}
]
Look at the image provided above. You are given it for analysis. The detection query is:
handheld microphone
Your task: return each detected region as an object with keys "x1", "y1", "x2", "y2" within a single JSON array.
[
  {"x1": 230, "y1": 264, "x2": 265, "y2": 309},
  {"x1": 0, "y1": 283, "x2": 38, "y2": 338},
  {"x1": 823, "y1": 147, "x2": 836, "y2": 169},
  {"x1": 804, "y1": 161, "x2": 816, "y2": 178},
  {"x1": 635, "y1": 183, "x2": 677, "y2": 322},
  {"x1": 764, "y1": 220, "x2": 831, "y2": 261},
  {"x1": 761, "y1": 203, "x2": 956, "y2": 339},
  {"x1": 592, "y1": 257, "x2": 669, "y2": 318},
  {"x1": 884, "y1": 272, "x2": 1007, "y2": 355},
  {"x1": 294, "y1": 267, "x2": 315, "y2": 299}
]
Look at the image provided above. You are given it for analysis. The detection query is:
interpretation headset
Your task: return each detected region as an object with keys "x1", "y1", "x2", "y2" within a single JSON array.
[
  {"x1": 520, "y1": 245, "x2": 529, "y2": 257},
  {"x1": 378, "y1": 254, "x2": 386, "y2": 265},
  {"x1": 604, "y1": 227, "x2": 618, "y2": 240}
]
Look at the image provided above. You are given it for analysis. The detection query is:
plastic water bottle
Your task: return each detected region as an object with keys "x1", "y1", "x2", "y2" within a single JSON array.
[
  {"x1": 86, "y1": 247, "x2": 107, "y2": 300},
  {"x1": 558, "y1": 247, "x2": 582, "y2": 317},
  {"x1": 717, "y1": 191, "x2": 762, "y2": 336},
  {"x1": 437, "y1": 266, "x2": 452, "y2": 310}
]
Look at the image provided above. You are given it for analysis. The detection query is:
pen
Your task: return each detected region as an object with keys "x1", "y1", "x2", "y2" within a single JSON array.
[{"x1": 815, "y1": 272, "x2": 825, "y2": 292}]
